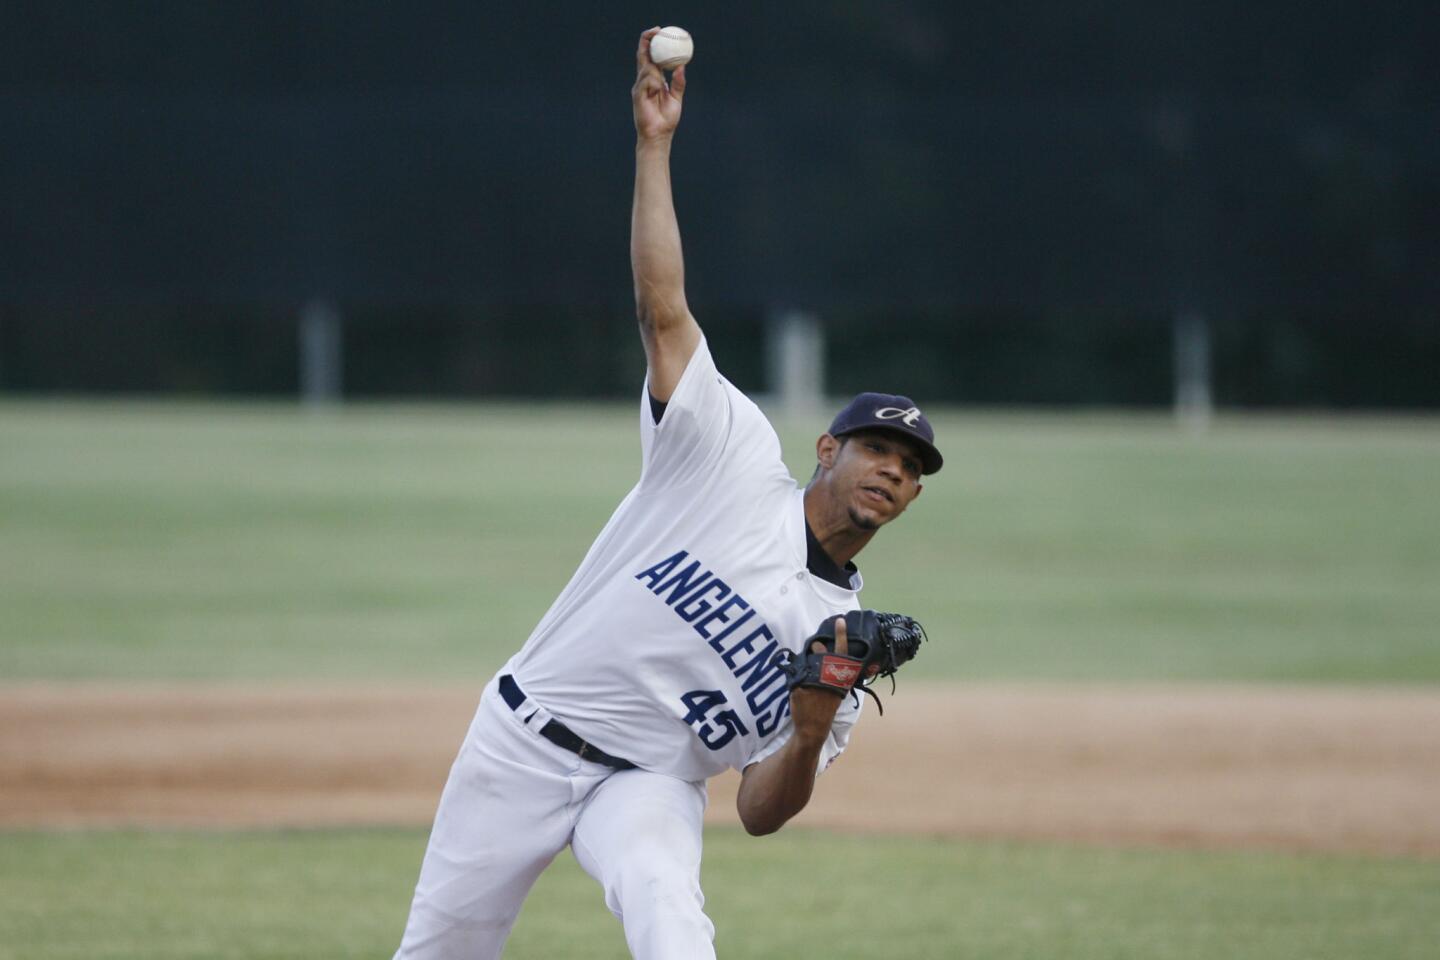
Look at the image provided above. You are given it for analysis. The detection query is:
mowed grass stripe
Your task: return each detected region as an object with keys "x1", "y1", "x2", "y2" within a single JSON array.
[
  {"x1": 2, "y1": 402, "x2": 1438, "y2": 682},
  {"x1": 0, "y1": 827, "x2": 1437, "y2": 960}
]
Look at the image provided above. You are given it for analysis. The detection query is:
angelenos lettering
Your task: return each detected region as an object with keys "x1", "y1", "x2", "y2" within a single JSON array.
[{"x1": 634, "y1": 549, "x2": 791, "y2": 738}]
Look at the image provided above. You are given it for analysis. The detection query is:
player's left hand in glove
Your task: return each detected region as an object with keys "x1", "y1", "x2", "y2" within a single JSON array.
[{"x1": 772, "y1": 609, "x2": 927, "y2": 715}]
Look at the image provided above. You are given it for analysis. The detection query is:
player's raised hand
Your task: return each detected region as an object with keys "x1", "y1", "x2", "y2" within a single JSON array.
[{"x1": 633, "y1": 27, "x2": 686, "y2": 142}]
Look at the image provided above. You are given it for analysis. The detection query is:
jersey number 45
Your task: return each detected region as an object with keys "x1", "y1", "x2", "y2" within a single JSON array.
[{"x1": 679, "y1": 689, "x2": 750, "y2": 750}]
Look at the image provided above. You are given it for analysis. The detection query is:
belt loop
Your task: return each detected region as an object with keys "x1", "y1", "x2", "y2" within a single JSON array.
[{"x1": 498, "y1": 674, "x2": 525, "y2": 711}]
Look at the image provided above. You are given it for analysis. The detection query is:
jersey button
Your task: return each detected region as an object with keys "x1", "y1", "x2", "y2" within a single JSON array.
[
  {"x1": 795, "y1": 572, "x2": 804, "y2": 580},
  {"x1": 780, "y1": 586, "x2": 788, "y2": 594}
]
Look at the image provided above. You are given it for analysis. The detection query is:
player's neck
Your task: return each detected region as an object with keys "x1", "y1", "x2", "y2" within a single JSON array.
[{"x1": 802, "y1": 484, "x2": 876, "y2": 569}]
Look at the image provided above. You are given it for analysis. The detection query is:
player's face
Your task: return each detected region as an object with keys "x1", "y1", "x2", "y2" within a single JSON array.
[{"x1": 829, "y1": 430, "x2": 924, "y2": 531}]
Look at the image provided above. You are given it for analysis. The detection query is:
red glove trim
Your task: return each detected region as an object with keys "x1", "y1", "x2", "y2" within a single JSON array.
[{"x1": 819, "y1": 655, "x2": 863, "y2": 690}]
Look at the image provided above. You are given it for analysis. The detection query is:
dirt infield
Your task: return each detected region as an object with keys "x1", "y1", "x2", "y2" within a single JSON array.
[{"x1": 4, "y1": 683, "x2": 1439, "y2": 857}]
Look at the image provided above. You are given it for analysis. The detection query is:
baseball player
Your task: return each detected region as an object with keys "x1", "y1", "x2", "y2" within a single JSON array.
[{"x1": 392, "y1": 28, "x2": 942, "y2": 960}]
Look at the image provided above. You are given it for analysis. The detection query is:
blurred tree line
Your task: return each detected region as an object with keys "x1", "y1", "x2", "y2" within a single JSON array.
[{"x1": 1, "y1": 2, "x2": 1436, "y2": 406}]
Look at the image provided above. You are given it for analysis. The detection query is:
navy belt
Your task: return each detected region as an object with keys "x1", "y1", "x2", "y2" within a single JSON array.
[{"x1": 498, "y1": 674, "x2": 636, "y2": 770}]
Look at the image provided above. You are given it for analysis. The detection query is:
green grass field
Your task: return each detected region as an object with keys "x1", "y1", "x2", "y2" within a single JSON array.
[
  {"x1": 2, "y1": 827, "x2": 1437, "y2": 960},
  {"x1": 3, "y1": 400, "x2": 1438, "y2": 682}
]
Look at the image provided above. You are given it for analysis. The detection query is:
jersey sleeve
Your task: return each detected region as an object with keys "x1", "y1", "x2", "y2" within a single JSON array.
[{"x1": 637, "y1": 336, "x2": 773, "y2": 490}]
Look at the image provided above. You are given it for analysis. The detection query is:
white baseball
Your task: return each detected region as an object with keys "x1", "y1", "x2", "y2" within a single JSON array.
[{"x1": 648, "y1": 26, "x2": 693, "y2": 70}]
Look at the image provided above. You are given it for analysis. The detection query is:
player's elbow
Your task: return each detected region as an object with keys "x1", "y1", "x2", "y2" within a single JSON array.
[
  {"x1": 735, "y1": 788, "x2": 797, "y2": 837},
  {"x1": 738, "y1": 806, "x2": 784, "y2": 837},
  {"x1": 635, "y1": 297, "x2": 685, "y2": 338}
]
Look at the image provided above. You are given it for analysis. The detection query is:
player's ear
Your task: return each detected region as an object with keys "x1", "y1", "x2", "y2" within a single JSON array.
[{"x1": 815, "y1": 433, "x2": 840, "y2": 470}]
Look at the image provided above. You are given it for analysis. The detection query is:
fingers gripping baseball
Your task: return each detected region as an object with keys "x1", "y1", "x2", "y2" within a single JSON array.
[{"x1": 633, "y1": 27, "x2": 685, "y2": 141}]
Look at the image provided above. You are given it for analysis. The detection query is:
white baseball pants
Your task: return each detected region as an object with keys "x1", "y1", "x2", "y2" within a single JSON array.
[{"x1": 393, "y1": 675, "x2": 717, "y2": 959}]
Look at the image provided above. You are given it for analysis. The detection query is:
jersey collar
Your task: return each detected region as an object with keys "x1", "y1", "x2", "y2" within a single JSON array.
[{"x1": 804, "y1": 518, "x2": 858, "y2": 589}]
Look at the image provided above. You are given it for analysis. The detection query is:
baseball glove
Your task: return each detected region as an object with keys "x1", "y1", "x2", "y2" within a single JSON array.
[{"x1": 772, "y1": 609, "x2": 926, "y2": 715}]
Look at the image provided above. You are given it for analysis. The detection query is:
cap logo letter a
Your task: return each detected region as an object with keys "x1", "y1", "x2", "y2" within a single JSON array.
[{"x1": 875, "y1": 406, "x2": 922, "y2": 427}]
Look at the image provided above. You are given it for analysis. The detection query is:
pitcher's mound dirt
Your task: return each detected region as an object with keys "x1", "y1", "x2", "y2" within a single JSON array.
[{"x1": 3, "y1": 683, "x2": 1438, "y2": 857}]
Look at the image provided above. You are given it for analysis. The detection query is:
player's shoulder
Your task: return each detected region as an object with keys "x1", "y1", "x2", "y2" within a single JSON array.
[
  {"x1": 640, "y1": 336, "x2": 791, "y2": 487},
  {"x1": 723, "y1": 375, "x2": 784, "y2": 446}
]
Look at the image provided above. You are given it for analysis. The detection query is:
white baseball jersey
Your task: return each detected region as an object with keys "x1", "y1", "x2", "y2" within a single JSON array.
[{"x1": 505, "y1": 337, "x2": 864, "y2": 782}]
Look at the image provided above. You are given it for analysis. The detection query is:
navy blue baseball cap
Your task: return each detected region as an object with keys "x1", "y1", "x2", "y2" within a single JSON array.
[{"x1": 828, "y1": 392, "x2": 943, "y2": 475}]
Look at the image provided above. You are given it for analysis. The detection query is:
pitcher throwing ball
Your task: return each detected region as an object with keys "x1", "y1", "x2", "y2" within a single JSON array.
[{"x1": 393, "y1": 27, "x2": 943, "y2": 960}]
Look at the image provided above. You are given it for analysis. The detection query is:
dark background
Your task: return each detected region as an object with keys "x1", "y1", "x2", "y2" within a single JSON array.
[{"x1": 2, "y1": 2, "x2": 1437, "y2": 405}]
